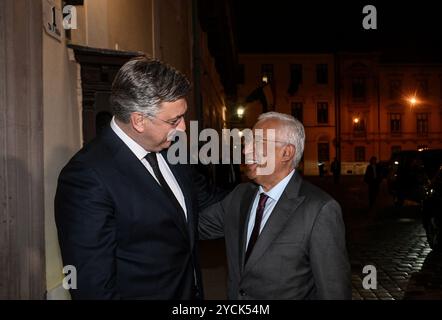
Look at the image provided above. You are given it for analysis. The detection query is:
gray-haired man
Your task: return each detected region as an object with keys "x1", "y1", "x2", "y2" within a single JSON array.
[
  {"x1": 55, "y1": 57, "x2": 207, "y2": 300},
  {"x1": 199, "y1": 112, "x2": 352, "y2": 299}
]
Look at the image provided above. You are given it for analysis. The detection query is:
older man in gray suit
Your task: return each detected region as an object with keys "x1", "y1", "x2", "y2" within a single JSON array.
[{"x1": 199, "y1": 112, "x2": 351, "y2": 300}]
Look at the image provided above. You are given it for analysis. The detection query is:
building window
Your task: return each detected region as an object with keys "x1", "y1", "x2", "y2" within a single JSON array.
[
  {"x1": 318, "y1": 143, "x2": 330, "y2": 162},
  {"x1": 417, "y1": 79, "x2": 429, "y2": 97},
  {"x1": 353, "y1": 118, "x2": 366, "y2": 137},
  {"x1": 355, "y1": 146, "x2": 366, "y2": 162},
  {"x1": 237, "y1": 64, "x2": 245, "y2": 85},
  {"x1": 316, "y1": 64, "x2": 328, "y2": 84},
  {"x1": 389, "y1": 79, "x2": 402, "y2": 100},
  {"x1": 317, "y1": 102, "x2": 328, "y2": 124},
  {"x1": 291, "y1": 102, "x2": 303, "y2": 123},
  {"x1": 288, "y1": 64, "x2": 302, "y2": 95},
  {"x1": 352, "y1": 77, "x2": 366, "y2": 100},
  {"x1": 261, "y1": 64, "x2": 274, "y2": 83},
  {"x1": 390, "y1": 113, "x2": 402, "y2": 135},
  {"x1": 416, "y1": 113, "x2": 429, "y2": 136}
]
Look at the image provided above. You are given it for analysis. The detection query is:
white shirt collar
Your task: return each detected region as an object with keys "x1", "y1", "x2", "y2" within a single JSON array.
[
  {"x1": 110, "y1": 116, "x2": 149, "y2": 160},
  {"x1": 258, "y1": 169, "x2": 295, "y2": 202}
]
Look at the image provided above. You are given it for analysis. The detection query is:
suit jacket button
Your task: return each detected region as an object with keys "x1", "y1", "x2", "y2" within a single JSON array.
[{"x1": 239, "y1": 289, "x2": 246, "y2": 296}]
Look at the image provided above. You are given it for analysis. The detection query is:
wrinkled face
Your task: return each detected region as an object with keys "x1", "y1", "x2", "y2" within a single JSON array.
[
  {"x1": 244, "y1": 119, "x2": 294, "y2": 186},
  {"x1": 131, "y1": 98, "x2": 187, "y2": 152}
]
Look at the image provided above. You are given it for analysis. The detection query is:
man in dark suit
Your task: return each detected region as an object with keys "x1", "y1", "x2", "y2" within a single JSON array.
[
  {"x1": 364, "y1": 156, "x2": 381, "y2": 208},
  {"x1": 55, "y1": 57, "x2": 209, "y2": 299},
  {"x1": 199, "y1": 112, "x2": 352, "y2": 300}
]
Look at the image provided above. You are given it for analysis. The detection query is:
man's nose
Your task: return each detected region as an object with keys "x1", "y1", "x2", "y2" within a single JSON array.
[{"x1": 177, "y1": 117, "x2": 186, "y2": 131}]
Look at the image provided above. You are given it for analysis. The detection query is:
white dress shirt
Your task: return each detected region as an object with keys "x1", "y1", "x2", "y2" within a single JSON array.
[
  {"x1": 246, "y1": 170, "x2": 295, "y2": 249},
  {"x1": 110, "y1": 117, "x2": 187, "y2": 219}
]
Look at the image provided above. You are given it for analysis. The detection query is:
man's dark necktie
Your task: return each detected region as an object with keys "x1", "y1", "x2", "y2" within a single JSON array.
[
  {"x1": 146, "y1": 152, "x2": 200, "y2": 298},
  {"x1": 245, "y1": 193, "x2": 269, "y2": 263},
  {"x1": 145, "y1": 152, "x2": 185, "y2": 218}
]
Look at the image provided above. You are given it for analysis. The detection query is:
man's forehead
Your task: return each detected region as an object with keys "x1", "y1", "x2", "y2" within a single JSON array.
[
  {"x1": 253, "y1": 119, "x2": 282, "y2": 136},
  {"x1": 159, "y1": 98, "x2": 187, "y2": 114}
]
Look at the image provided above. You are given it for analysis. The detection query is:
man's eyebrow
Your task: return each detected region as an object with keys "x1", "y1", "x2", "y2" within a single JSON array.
[{"x1": 169, "y1": 112, "x2": 186, "y2": 120}]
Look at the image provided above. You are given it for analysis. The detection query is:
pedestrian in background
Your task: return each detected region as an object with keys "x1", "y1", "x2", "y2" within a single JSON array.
[
  {"x1": 331, "y1": 157, "x2": 341, "y2": 184},
  {"x1": 364, "y1": 156, "x2": 381, "y2": 209}
]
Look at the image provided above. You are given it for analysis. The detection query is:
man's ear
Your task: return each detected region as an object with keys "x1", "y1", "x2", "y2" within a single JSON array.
[
  {"x1": 130, "y1": 113, "x2": 146, "y2": 133},
  {"x1": 282, "y1": 144, "x2": 296, "y2": 163}
]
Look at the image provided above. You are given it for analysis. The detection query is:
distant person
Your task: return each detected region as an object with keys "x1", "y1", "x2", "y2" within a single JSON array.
[
  {"x1": 318, "y1": 162, "x2": 325, "y2": 177},
  {"x1": 364, "y1": 156, "x2": 381, "y2": 208},
  {"x1": 331, "y1": 157, "x2": 341, "y2": 184}
]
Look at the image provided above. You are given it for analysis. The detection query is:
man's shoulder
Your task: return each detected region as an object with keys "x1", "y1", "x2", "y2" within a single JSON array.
[
  {"x1": 220, "y1": 181, "x2": 257, "y2": 204},
  {"x1": 233, "y1": 181, "x2": 258, "y2": 194},
  {"x1": 295, "y1": 179, "x2": 342, "y2": 227},
  {"x1": 298, "y1": 178, "x2": 336, "y2": 206},
  {"x1": 61, "y1": 132, "x2": 115, "y2": 175}
]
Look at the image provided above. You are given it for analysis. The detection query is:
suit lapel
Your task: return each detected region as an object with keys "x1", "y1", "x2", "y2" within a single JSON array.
[
  {"x1": 102, "y1": 128, "x2": 190, "y2": 243},
  {"x1": 243, "y1": 172, "x2": 305, "y2": 275},
  {"x1": 238, "y1": 184, "x2": 259, "y2": 273}
]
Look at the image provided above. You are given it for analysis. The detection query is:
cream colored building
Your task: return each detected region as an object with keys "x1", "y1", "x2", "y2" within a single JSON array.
[
  {"x1": 338, "y1": 53, "x2": 442, "y2": 174},
  {"x1": 237, "y1": 54, "x2": 337, "y2": 175},
  {"x1": 237, "y1": 53, "x2": 442, "y2": 176}
]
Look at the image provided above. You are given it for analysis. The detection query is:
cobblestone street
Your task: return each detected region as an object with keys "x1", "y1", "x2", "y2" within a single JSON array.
[
  {"x1": 348, "y1": 218, "x2": 431, "y2": 300},
  {"x1": 200, "y1": 175, "x2": 442, "y2": 300},
  {"x1": 309, "y1": 175, "x2": 442, "y2": 300}
]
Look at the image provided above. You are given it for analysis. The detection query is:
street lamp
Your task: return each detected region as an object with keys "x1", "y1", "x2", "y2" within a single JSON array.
[
  {"x1": 407, "y1": 94, "x2": 418, "y2": 107},
  {"x1": 237, "y1": 106, "x2": 245, "y2": 119}
]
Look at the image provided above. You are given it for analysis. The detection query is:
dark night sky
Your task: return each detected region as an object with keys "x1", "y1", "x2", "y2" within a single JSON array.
[{"x1": 232, "y1": 1, "x2": 442, "y2": 55}]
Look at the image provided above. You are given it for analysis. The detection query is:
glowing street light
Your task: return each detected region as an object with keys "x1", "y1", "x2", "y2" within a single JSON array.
[
  {"x1": 237, "y1": 106, "x2": 245, "y2": 119},
  {"x1": 407, "y1": 94, "x2": 418, "y2": 106}
]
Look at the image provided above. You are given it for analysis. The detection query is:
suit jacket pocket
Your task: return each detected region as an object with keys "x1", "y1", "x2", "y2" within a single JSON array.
[
  {"x1": 271, "y1": 239, "x2": 307, "y2": 261},
  {"x1": 272, "y1": 232, "x2": 305, "y2": 245}
]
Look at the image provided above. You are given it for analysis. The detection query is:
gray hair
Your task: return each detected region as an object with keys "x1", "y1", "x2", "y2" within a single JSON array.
[
  {"x1": 110, "y1": 57, "x2": 191, "y2": 123},
  {"x1": 257, "y1": 112, "x2": 305, "y2": 168}
]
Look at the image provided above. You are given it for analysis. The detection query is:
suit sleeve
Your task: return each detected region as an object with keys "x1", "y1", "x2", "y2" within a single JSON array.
[
  {"x1": 198, "y1": 185, "x2": 239, "y2": 240},
  {"x1": 54, "y1": 162, "x2": 119, "y2": 300},
  {"x1": 309, "y1": 200, "x2": 352, "y2": 300},
  {"x1": 191, "y1": 165, "x2": 230, "y2": 212},
  {"x1": 198, "y1": 202, "x2": 225, "y2": 240}
]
